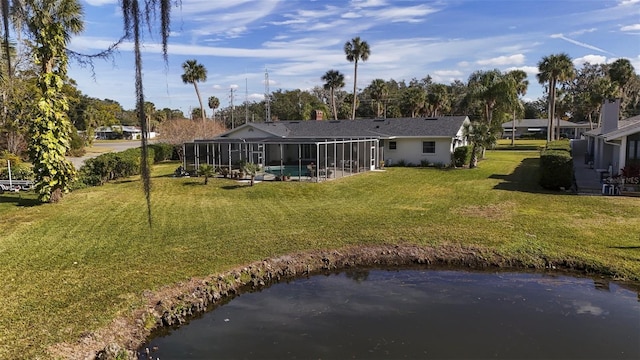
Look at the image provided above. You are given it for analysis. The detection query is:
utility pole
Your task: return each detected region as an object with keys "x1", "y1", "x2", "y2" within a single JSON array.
[
  {"x1": 230, "y1": 88, "x2": 235, "y2": 129},
  {"x1": 265, "y1": 68, "x2": 271, "y2": 122},
  {"x1": 245, "y1": 78, "x2": 249, "y2": 124}
]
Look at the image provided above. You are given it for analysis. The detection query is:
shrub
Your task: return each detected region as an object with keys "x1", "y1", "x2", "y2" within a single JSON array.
[
  {"x1": 0, "y1": 162, "x2": 34, "y2": 180},
  {"x1": 453, "y1": 146, "x2": 471, "y2": 167},
  {"x1": 69, "y1": 131, "x2": 86, "y2": 157},
  {"x1": 546, "y1": 140, "x2": 571, "y2": 153},
  {"x1": 539, "y1": 149, "x2": 573, "y2": 190},
  {"x1": 78, "y1": 147, "x2": 155, "y2": 186},
  {"x1": 149, "y1": 142, "x2": 176, "y2": 162}
]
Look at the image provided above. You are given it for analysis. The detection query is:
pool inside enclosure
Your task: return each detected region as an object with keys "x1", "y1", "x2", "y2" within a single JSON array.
[{"x1": 184, "y1": 137, "x2": 381, "y2": 182}]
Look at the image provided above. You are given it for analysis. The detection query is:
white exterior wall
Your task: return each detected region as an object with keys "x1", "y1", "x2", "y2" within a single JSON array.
[{"x1": 385, "y1": 138, "x2": 453, "y2": 165}]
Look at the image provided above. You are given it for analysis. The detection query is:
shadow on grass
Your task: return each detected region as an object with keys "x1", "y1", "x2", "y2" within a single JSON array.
[
  {"x1": 221, "y1": 184, "x2": 247, "y2": 190},
  {"x1": 0, "y1": 193, "x2": 41, "y2": 207},
  {"x1": 609, "y1": 246, "x2": 640, "y2": 250},
  {"x1": 182, "y1": 181, "x2": 206, "y2": 186},
  {"x1": 491, "y1": 158, "x2": 561, "y2": 194}
]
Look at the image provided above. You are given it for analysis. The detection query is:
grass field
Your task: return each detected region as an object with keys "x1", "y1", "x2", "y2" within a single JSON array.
[{"x1": 1, "y1": 150, "x2": 639, "y2": 358}]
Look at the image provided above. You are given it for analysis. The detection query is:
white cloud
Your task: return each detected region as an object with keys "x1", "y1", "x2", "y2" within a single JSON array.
[
  {"x1": 506, "y1": 66, "x2": 539, "y2": 77},
  {"x1": 619, "y1": 0, "x2": 640, "y2": 5},
  {"x1": 573, "y1": 54, "x2": 608, "y2": 67},
  {"x1": 621, "y1": 24, "x2": 640, "y2": 31},
  {"x1": 569, "y1": 28, "x2": 597, "y2": 36},
  {"x1": 351, "y1": 0, "x2": 388, "y2": 8},
  {"x1": 477, "y1": 54, "x2": 525, "y2": 66},
  {"x1": 83, "y1": 0, "x2": 117, "y2": 5}
]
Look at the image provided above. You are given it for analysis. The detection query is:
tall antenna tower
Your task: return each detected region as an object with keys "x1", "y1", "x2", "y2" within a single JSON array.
[
  {"x1": 265, "y1": 68, "x2": 271, "y2": 122},
  {"x1": 229, "y1": 87, "x2": 235, "y2": 129},
  {"x1": 245, "y1": 78, "x2": 249, "y2": 123}
]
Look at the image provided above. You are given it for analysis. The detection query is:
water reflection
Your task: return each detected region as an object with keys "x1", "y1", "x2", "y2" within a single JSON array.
[{"x1": 141, "y1": 270, "x2": 640, "y2": 359}]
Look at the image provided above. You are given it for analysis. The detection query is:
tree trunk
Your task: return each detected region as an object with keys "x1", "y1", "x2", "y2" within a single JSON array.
[
  {"x1": 194, "y1": 82, "x2": 206, "y2": 121},
  {"x1": 331, "y1": 88, "x2": 337, "y2": 120},
  {"x1": 352, "y1": 61, "x2": 358, "y2": 120},
  {"x1": 469, "y1": 144, "x2": 479, "y2": 169},
  {"x1": 548, "y1": 78, "x2": 556, "y2": 142}
]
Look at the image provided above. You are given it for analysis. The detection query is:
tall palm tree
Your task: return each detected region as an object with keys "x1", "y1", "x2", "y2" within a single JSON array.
[
  {"x1": 182, "y1": 59, "x2": 207, "y2": 121},
  {"x1": 321, "y1": 69, "x2": 345, "y2": 120},
  {"x1": 344, "y1": 36, "x2": 370, "y2": 120},
  {"x1": 608, "y1": 58, "x2": 634, "y2": 98},
  {"x1": 504, "y1": 70, "x2": 528, "y2": 146},
  {"x1": 466, "y1": 69, "x2": 507, "y2": 125},
  {"x1": 369, "y1": 78, "x2": 388, "y2": 118},
  {"x1": 208, "y1": 95, "x2": 220, "y2": 121},
  {"x1": 537, "y1": 53, "x2": 575, "y2": 141}
]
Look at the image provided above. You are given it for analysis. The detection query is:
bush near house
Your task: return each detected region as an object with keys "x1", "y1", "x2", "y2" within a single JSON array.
[
  {"x1": 539, "y1": 140, "x2": 573, "y2": 190},
  {"x1": 78, "y1": 147, "x2": 156, "y2": 186},
  {"x1": 149, "y1": 142, "x2": 176, "y2": 163},
  {"x1": 453, "y1": 146, "x2": 471, "y2": 167}
]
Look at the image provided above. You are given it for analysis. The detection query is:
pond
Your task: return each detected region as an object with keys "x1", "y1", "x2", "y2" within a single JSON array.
[{"x1": 140, "y1": 269, "x2": 640, "y2": 359}]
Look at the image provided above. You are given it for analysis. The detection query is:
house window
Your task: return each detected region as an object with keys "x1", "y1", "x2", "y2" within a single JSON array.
[
  {"x1": 389, "y1": 141, "x2": 397, "y2": 150},
  {"x1": 422, "y1": 141, "x2": 435, "y2": 154}
]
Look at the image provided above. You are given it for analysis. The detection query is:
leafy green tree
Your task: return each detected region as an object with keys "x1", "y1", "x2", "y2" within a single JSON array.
[
  {"x1": 537, "y1": 53, "x2": 575, "y2": 141},
  {"x1": 197, "y1": 164, "x2": 214, "y2": 185},
  {"x1": 23, "y1": 0, "x2": 84, "y2": 202},
  {"x1": 344, "y1": 36, "x2": 370, "y2": 120},
  {"x1": 321, "y1": 69, "x2": 345, "y2": 120},
  {"x1": 208, "y1": 95, "x2": 220, "y2": 120},
  {"x1": 181, "y1": 59, "x2": 207, "y2": 121},
  {"x1": 503, "y1": 70, "x2": 528, "y2": 146}
]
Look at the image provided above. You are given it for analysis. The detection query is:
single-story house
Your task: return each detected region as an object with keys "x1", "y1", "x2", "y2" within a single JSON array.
[
  {"x1": 95, "y1": 125, "x2": 157, "y2": 140},
  {"x1": 501, "y1": 119, "x2": 591, "y2": 139},
  {"x1": 583, "y1": 99, "x2": 640, "y2": 176},
  {"x1": 183, "y1": 116, "x2": 470, "y2": 181}
]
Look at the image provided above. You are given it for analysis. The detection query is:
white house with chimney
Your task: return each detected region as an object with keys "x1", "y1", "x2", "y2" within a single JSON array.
[{"x1": 583, "y1": 99, "x2": 640, "y2": 176}]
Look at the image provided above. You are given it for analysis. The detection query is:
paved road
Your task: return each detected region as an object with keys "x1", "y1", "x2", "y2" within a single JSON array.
[{"x1": 67, "y1": 140, "x2": 145, "y2": 169}]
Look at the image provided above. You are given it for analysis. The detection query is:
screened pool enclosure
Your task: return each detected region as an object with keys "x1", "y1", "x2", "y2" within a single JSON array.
[{"x1": 183, "y1": 138, "x2": 381, "y2": 182}]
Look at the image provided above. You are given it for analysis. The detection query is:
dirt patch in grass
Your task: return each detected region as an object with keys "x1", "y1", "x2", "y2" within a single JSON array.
[
  {"x1": 47, "y1": 243, "x2": 633, "y2": 359},
  {"x1": 453, "y1": 201, "x2": 516, "y2": 220}
]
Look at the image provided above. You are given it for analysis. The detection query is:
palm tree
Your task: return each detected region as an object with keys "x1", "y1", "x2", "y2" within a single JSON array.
[
  {"x1": 208, "y1": 95, "x2": 220, "y2": 121},
  {"x1": 403, "y1": 86, "x2": 426, "y2": 118},
  {"x1": 369, "y1": 79, "x2": 388, "y2": 118},
  {"x1": 197, "y1": 164, "x2": 214, "y2": 185},
  {"x1": 426, "y1": 83, "x2": 449, "y2": 117},
  {"x1": 504, "y1": 70, "x2": 528, "y2": 146},
  {"x1": 467, "y1": 69, "x2": 507, "y2": 125},
  {"x1": 344, "y1": 36, "x2": 370, "y2": 120},
  {"x1": 321, "y1": 69, "x2": 345, "y2": 120},
  {"x1": 537, "y1": 53, "x2": 575, "y2": 141},
  {"x1": 464, "y1": 121, "x2": 500, "y2": 168},
  {"x1": 608, "y1": 58, "x2": 634, "y2": 98},
  {"x1": 181, "y1": 59, "x2": 208, "y2": 121},
  {"x1": 242, "y1": 162, "x2": 260, "y2": 186}
]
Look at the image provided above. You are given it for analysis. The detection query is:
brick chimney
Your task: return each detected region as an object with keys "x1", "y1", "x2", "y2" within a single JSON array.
[
  {"x1": 601, "y1": 98, "x2": 620, "y2": 133},
  {"x1": 311, "y1": 110, "x2": 323, "y2": 121}
]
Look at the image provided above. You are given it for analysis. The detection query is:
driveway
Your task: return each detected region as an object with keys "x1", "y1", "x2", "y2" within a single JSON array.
[{"x1": 67, "y1": 140, "x2": 148, "y2": 169}]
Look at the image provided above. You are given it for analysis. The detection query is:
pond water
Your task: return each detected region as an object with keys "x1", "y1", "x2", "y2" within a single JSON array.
[{"x1": 140, "y1": 269, "x2": 640, "y2": 359}]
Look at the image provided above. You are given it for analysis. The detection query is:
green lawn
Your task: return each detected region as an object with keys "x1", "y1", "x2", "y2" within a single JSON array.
[{"x1": 1, "y1": 150, "x2": 639, "y2": 358}]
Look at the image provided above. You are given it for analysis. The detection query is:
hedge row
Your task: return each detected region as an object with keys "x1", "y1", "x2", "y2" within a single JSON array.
[
  {"x1": 77, "y1": 143, "x2": 175, "y2": 187},
  {"x1": 539, "y1": 140, "x2": 573, "y2": 190}
]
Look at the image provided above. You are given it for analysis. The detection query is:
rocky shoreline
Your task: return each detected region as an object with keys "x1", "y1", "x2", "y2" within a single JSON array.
[{"x1": 47, "y1": 243, "x2": 633, "y2": 359}]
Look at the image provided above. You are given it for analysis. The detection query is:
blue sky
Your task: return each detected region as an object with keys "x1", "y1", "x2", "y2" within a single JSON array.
[{"x1": 68, "y1": 0, "x2": 640, "y2": 116}]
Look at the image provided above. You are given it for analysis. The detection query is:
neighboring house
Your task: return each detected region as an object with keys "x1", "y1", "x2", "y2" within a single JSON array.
[
  {"x1": 501, "y1": 119, "x2": 591, "y2": 139},
  {"x1": 95, "y1": 126, "x2": 157, "y2": 140},
  {"x1": 583, "y1": 99, "x2": 640, "y2": 176},
  {"x1": 183, "y1": 116, "x2": 470, "y2": 181}
]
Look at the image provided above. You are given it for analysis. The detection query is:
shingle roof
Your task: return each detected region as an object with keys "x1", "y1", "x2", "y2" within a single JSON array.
[
  {"x1": 584, "y1": 115, "x2": 640, "y2": 138},
  {"x1": 218, "y1": 116, "x2": 469, "y2": 140},
  {"x1": 501, "y1": 119, "x2": 590, "y2": 129}
]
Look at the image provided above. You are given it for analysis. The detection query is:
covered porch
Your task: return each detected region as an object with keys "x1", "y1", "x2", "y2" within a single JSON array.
[{"x1": 183, "y1": 137, "x2": 381, "y2": 182}]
